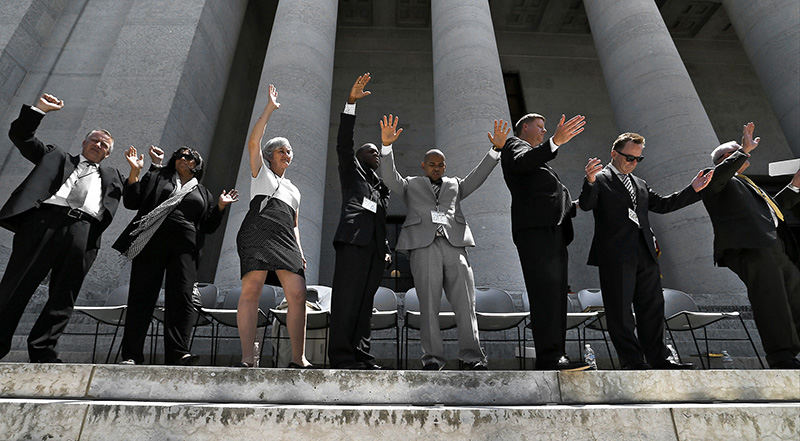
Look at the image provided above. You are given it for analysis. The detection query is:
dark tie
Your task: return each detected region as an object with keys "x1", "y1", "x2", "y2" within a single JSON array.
[
  {"x1": 430, "y1": 179, "x2": 445, "y2": 236},
  {"x1": 66, "y1": 161, "x2": 96, "y2": 209},
  {"x1": 621, "y1": 173, "x2": 637, "y2": 209}
]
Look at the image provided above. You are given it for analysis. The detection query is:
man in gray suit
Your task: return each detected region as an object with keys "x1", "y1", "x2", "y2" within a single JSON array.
[{"x1": 379, "y1": 115, "x2": 509, "y2": 370}]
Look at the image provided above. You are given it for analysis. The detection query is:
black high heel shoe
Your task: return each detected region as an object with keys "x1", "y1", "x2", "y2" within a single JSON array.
[{"x1": 287, "y1": 362, "x2": 320, "y2": 369}]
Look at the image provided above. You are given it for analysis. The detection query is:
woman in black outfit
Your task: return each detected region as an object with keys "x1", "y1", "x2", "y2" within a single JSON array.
[{"x1": 114, "y1": 145, "x2": 237, "y2": 365}]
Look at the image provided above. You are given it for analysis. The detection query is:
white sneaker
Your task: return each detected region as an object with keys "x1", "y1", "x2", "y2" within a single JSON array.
[{"x1": 119, "y1": 359, "x2": 136, "y2": 365}]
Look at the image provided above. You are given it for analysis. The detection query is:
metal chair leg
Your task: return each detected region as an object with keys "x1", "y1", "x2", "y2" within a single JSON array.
[{"x1": 738, "y1": 315, "x2": 765, "y2": 368}]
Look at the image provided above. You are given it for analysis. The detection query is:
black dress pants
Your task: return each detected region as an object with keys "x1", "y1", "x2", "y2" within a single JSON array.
[
  {"x1": 329, "y1": 241, "x2": 384, "y2": 367},
  {"x1": 723, "y1": 240, "x2": 800, "y2": 366},
  {"x1": 120, "y1": 227, "x2": 197, "y2": 364},
  {"x1": 598, "y1": 234, "x2": 669, "y2": 368},
  {"x1": 0, "y1": 206, "x2": 97, "y2": 361},
  {"x1": 514, "y1": 226, "x2": 569, "y2": 369}
]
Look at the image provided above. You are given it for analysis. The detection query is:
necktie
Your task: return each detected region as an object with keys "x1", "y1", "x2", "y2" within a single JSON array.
[
  {"x1": 66, "y1": 161, "x2": 96, "y2": 209},
  {"x1": 621, "y1": 173, "x2": 637, "y2": 209},
  {"x1": 431, "y1": 179, "x2": 445, "y2": 236},
  {"x1": 737, "y1": 174, "x2": 784, "y2": 222}
]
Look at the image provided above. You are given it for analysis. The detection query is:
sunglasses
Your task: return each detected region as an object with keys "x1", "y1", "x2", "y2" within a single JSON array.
[
  {"x1": 176, "y1": 152, "x2": 195, "y2": 161},
  {"x1": 616, "y1": 151, "x2": 644, "y2": 163}
]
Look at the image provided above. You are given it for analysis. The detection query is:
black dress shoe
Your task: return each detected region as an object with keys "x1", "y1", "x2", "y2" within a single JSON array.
[
  {"x1": 462, "y1": 361, "x2": 488, "y2": 371},
  {"x1": 651, "y1": 359, "x2": 694, "y2": 370},
  {"x1": 422, "y1": 362, "x2": 444, "y2": 371},
  {"x1": 622, "y1": 362, "x2": 652, "y2": 370},
  {"x1": 176, "y1": 354, "x2": 200, "y2": 366},
  {"x1": 358, "y1": 360, "x2": 383, "y2": 370},
  {"x1": 32, "y1": 358, "x2": 63, "y2": 364},
  {"x1": 769, "y1": 358, "x2": 800, "y2": 369},
  {"x1": 331, "y1": 361, "x2": 364, "y2": 370},
  {"x1": 233, "y1": 361, "x2": 253, "y2": 368}
]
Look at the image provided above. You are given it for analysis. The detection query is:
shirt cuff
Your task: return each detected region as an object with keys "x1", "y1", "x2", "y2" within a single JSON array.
[
  {"x1": 788, "y1": 184, "x2": 800, "y2": 193},
  {"x1": 381, "y1": 144, "x2": 393, "y2": 156},
  {"x1": 30, "y1": 106, "x2": 46, "y2": 115},
  {"x1": 488, "y1": 148, "x2": 501, "y2": 160},
  {"x1": 151, "y1": 162, "x2": 164, "y2": 168},
  {"x1": 549, "y1": 138, "x2": 559, "y2": 152},
  {"x1": 343, "y1": 103, "x2": 356, "y2": 115}
]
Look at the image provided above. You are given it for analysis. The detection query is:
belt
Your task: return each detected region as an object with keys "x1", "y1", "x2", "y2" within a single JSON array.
[{"x1": 42, "y1": 204, "x2": 98, "y2": 223}]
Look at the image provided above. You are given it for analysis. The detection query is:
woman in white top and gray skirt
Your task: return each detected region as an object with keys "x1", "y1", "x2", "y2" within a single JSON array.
[{"x1": 236, "y1": 84, "x2": 313, "y2": 368}]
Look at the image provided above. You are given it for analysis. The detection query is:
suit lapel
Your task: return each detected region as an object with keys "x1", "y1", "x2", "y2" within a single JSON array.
[
  {"x1": 605, "y1": 167, "x2": 634, "y2": 208},
  {"x1": 61, "y1": 154, "x2": 80, "y2": 185}
]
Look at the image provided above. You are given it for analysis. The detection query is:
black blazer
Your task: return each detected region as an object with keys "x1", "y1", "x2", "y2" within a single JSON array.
[
  {"x1": 500, "y1": 136, "x2": 575, "y2": 242},
  {"x1": 332, "y1": 113, "x2": 389, "y2": 249},
  {"x1": 111, "y1": 166, "x2": 224, "y2": 258},
  {"x1": 578, "y1": 166, "x2": 700, "y2": 266},
  {"x1": 700, "y1": 150, "x2": 800, "y2": 264},
  {"x1": 2, "y1": 105, "x2": 124, "y2": 250}
]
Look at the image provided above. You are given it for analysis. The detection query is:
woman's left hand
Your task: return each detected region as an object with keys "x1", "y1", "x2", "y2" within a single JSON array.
[{"x1": 218, "y1": 189, "x2": 239, "y2": 210}]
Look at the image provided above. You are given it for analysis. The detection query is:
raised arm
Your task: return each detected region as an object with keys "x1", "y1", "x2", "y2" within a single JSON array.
[
  {"x1": 337, "y1": 73, "x2": 372, "y2": 168},
  {"x1": 378, "y1": 114, "x2": 407, "y2": 195},
  {"x1": 8, "y1": 93, "x2": 64, "y2": 164},
  {"x1": 247, "y1": 84, "x2": 280, "y2": 178}
]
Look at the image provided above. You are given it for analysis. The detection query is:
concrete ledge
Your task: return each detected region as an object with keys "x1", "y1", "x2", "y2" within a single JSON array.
[
  {"x1": 558, "y1": 370, "x2": 800, "y2": 404},
  {"x1": 0, "y1": 363, "x2": 93, "y2": 398},
  {"x1": 1, "y1": 363, "x2": 798, "y2": 406},
  {"x1": 1, "y1": 399, "x2": 798, "y2": 441}
]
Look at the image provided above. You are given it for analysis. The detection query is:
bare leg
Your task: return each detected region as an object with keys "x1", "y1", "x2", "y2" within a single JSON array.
[
  {"x1": 238, "y1": 270, "x2": 267, "y2": 364},
  {"x1": 276, "y1": 270, "x2": 310, "y2": 366}
]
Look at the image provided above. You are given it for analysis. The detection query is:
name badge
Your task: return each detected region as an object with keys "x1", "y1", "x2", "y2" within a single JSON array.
[
  {"x1": 628, "y1": 208, "x2": 640, "y2": 227},
  {"x1": 362, "y1": 197, "x2": 377, "y2": 213},
  {"x1": 431, "y1": 210, "x2": 448, "y2": 225}
]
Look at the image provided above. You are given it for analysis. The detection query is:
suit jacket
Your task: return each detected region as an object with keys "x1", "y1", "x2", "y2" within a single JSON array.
[
  {"x1": 381, "y1": 147, "x2": 498, "y2": 251},
  {"x1": 111, "y1": 166, "x2": 223, "y2": 258},
  {"x1": 500, "y1": 136, "x2": 576, "y2": 243},
  {"x1": 2, "y1": 105, "x2": 124, "y2": 250},
  {"x1": 578, "y1": 166, "x2": 700, "y2": 266},
  {"x1": 332, "y1": 113, "x2": 390, "y2": 249},
  {"x1": 700, "y1": 149, "x2": 800, "y2": 264}
]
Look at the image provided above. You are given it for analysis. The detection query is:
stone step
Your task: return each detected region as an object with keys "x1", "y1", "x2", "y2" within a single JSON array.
[
  {"x1": 1, "y1": 363, "x2": 797, "y2": 405},
  {"x1": 0, "y1": 399, "x2": 797, "y2": 441}
]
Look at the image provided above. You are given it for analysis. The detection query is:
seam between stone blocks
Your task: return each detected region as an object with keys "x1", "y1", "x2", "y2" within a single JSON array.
[
  {"x1": 77, "y1": 365, "x2": 97, "y2": 440},
  {"x1": 669, "y1": 407, "x2": 682, "y2": 441},
  {"x1": 556, "y1": 372, "x2": 563, "y2": 403}
]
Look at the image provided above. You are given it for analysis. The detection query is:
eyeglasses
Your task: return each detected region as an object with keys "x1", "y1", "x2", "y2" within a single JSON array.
[
  {"x1": 615, "y1": 151, "x2": 644, "y2": 163},
  {"x1": 176, "y1": 152, "x2": 195, "y2": 161}
]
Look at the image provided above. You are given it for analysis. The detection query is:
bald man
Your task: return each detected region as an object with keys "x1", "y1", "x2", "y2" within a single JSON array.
[{"x1": 378, "y1": 115, "x2": 507, "y2": 370}]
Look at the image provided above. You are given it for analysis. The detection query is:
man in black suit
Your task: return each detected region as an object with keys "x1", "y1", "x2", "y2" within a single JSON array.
[
  {"x1": 579, "y1": 132, "x2": 712, "y2": 370},
  {"x1": 498, "y1": 112, "x2": 586, "y2": 370},
  {"x1": 329, "y1": 73, "x2": 391, "y2": 370},
  {"x1": 0, "y1": 93, "x2": 125, "y2": 363},
  {"x1": 701, "y1": 122, "x2": 800, "y2": 369}
]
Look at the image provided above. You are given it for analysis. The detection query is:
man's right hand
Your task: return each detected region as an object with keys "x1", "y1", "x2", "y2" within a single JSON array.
[
  {"x1": 741, "y1": 121, "x2": 760, "y2": 153},
  {"x1": 380, "y1": 114, "x2": 403, "y2": 146},
  {"x1": 585, "y1": 157, "x2": 602, "y2": 183},
  {"x1": 552, "y1": 114, "x2": 586, "y2": 146},
  {"x1": 348, "y1": 73, "x2": 372, "y2": 104},
  {"x1": 35, "y1": 93, "x2": 64, "y2": 113}
]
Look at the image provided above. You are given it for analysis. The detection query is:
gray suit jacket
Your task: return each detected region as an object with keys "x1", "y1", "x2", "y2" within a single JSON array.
[{"x1": 381, "y1": 147, "x2": 499, "y2": 251}]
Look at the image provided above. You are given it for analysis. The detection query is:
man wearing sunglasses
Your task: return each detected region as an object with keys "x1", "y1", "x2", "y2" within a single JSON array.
[{"x1": 579, "y1": 132, "x2": 713, "y2": 370}]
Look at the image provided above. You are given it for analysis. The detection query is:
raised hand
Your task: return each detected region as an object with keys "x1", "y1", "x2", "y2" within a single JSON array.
[
  {"x1": 125, "y1": 146, "x2": 145, "y2": 171},
  {"x1": 585, "y1": 157, "x2": 603, "y2": 183},
  {"x1": 691, "y1": 169, "x2": 714, "y2": 193},
  {"x1": 266, "y1": 84, "x2": 280, "y2": 111},
  {"x1": 35, "y1": 93, "x2": 64, "y2": 113},
  {"x1": 791, "y1": 168, "x2": 800, "y2": 188},
  {"x1": 488, "y1": 119, "x2": 511, "y2": 149},
  {"x1": 148, "y1": 145, "x2": 164, "y2": 165},
  {"x1": 380, "y1": 114, "x2": 403, "y2": 146},
  {"x1": 348, "y1": 73, "x2": 372, "y2": 104},
  {"x1": 741, "y1": 122, "x2": 760, "y2": 153},
  {"x1": 552, "y1": 114, "x2": 586, "y2": 146},
  {"x1": 218, "y1": 189, "x2": 240, "y2": 210}
]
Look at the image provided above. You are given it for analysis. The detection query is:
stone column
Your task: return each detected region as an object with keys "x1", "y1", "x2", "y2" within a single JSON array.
[
  {"x1": 215, "y1": 0, "x2": 338, "y2": 287},
  {"x1": 722, "y1": 0, "x2": 800, "y2": 156},
  {"x1": 583, "y1": 0, "x2": 740, "y2": 293},
  {"x1": 431, "y1": 0, "x2": 518, "y2": 290}
]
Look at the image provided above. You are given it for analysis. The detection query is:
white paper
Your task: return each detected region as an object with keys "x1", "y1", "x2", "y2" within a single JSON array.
[{"x1": 768, "y1": 158, "x2": 800, "y2": 176}]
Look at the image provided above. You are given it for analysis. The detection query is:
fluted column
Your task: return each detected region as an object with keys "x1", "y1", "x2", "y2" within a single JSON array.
[
  {"x1": 584, "y1": 0, "x2": 740, "y2": 293},
  {"x1": 722, "y1": 0, "x2": 800, "y2": 156},
  {"x1": 215, "y1": 0, "x2": 338, "y2": 286},
  {"x1": 431, "y1": 0, "x2": 517, "y2": 290}
]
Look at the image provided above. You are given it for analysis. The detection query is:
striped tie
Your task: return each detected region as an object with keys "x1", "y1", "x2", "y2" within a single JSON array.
[
  {"x1": 737, "y1": 174, "x2": 784, "y2": 222},
  {"x1": 621, "y1": 173, "x2": 637, "y2": 209},
  {"x1": 431, "y1": 181, "x2": 445, "y2": 236}
]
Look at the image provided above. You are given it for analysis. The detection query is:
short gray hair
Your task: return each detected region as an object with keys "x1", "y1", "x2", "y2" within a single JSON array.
[
  {"x1": 262, "y1": 136, "x2": 291, "y2": 164},
  {"x1": 711, "y1": 141, "x2": 739, "y2": 165}
]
